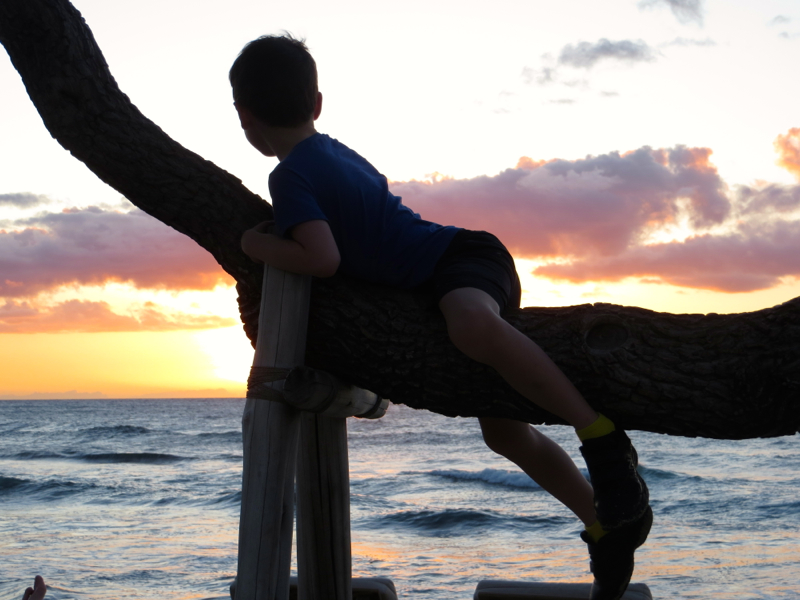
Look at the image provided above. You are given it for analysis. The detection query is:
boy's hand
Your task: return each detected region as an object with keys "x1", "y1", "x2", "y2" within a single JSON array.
[
  {"x1": 241, "y1": 220, "x2": 275, "y2": 264},
  {"x1": 241, "y1": 219, "x2": 340, "y2": 277}
]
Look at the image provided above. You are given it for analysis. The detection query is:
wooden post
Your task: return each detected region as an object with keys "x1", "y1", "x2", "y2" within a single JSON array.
[
  {"x1": 296, "y1": 413, "x2": 352, "y2": 600},
  {"x1": 235, "y1": 264, "x2": 394, "y2": 600},
  {"x1": 236, "y1": 267, "x2": 311, "y2": 600}
]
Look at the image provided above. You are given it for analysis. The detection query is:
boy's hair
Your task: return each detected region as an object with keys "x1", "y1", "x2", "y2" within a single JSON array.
[{"x1": 229, "y1": 34, "x2": 318, "y2": 128}]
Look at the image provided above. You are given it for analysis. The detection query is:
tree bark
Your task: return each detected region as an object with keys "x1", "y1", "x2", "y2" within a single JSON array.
[{"x1": 2, "y1": 0, "x2": 798, "y2": 439}]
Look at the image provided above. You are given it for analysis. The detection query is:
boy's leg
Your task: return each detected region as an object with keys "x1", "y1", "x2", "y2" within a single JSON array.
[
  {"x1": 479, "y1": 417, "x2": 652, "y2": 600},
  {"x1": 440, "y1": 286, "x2": 649, "y2": 528},
  {"x1": 439, "y1": 287, "x2": 599, "y2": 429},
  {"x1": 479, "y1": 417, "x2": 595, "y2": 526}
]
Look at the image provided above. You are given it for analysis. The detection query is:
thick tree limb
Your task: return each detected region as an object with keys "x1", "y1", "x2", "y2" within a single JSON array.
[{"x1": 2, "y1": 0, "x2": 798, "y2": 438}]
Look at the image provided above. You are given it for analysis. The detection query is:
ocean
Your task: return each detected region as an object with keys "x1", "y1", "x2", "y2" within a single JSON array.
[{"x1": 1, "y1": 399, "x2": 798, "y2": 600}]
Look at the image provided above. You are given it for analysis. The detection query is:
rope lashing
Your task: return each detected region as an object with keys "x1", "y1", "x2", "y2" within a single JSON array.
[
  {"x1": 246, "y1": 366, "x2": 291, "y2": 402},
  {"x1": 247, "y1": 365, "x2": 387, "y2": 419}
]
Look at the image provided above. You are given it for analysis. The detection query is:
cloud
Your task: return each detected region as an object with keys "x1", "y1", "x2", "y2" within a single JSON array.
[
  {"x1": 522, "y1": 39, "x2": 658, "y2": 91},
  {"x1": 737, "y1": 183, "x2": 800, "y2": 215},
  {"x1": 0, "y1": 298, "x2": 236, "y2": 333},
  {"x1": 521, "y1": 65, "x2": 557, "y2": 86},
  {"x1": 1, "y1": 206, "x2": 232, "y2": 299},
  {"x1": 775, "y1": 128, "x2": 800, "y2": 180},
  {"x1": 534, "y1": 219, "x2": 800, "y2": 292},
  {"x1": 392, "y1": 142, "x2": 800, "y2": 294},
  {"x1": 0, "y1": 193, "x2": 49, "y2": 208},
  {"x1": 392, "y1": 145, "x2": 729, "y2": 260},
  {"x1": 769, "y1": 15, "x2": 790, "y2": 26},
  {"x1": 639, "y1": 0, "x2": 704, "y2": 25},
  {"x1": 558, "y1": 39, "x2": 657, "y2": 69},
  {"x1": 661, "y1": 37, "x2": 716, "y2": 47}
]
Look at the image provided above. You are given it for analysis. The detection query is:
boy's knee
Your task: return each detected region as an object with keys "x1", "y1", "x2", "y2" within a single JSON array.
[
  {"x1": 446, "y1": 306, "x2": 504, "y2": 361},
  {"x1": 482, "y1": 428, "x2": 515, "y2": 457},
  {"x1": 480, "y1": 418, "x2": 532, "y2": 458}
]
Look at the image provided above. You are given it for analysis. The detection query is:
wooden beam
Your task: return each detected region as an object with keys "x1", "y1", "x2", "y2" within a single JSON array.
[{"x1": 236, "y1": 267, "x2": 311, "y2": 600}]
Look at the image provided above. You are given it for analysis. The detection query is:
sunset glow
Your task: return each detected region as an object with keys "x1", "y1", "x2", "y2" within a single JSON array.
[{"x1": 2, "y1": 0, "x2": 799, "y2": 399}]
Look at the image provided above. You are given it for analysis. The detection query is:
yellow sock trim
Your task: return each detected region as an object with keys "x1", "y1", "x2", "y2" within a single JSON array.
[
  {"x1": 577, "y1": 413, "x2": 616, "y2": 442},
  {"x1": 585, "y1": 520, "x2": 608, "y2": 543}
]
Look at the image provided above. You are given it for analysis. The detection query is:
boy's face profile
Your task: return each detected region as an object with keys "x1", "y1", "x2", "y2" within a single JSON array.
[{"x1": 234, "y1": 101, "x2": 277, "y2": 157}]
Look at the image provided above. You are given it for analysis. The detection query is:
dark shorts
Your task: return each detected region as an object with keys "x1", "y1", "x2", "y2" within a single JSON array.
[{"x1": 427, "y1": 229, "x2": 522, "y2": 313}]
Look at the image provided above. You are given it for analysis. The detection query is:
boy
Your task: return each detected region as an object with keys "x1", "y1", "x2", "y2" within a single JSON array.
[{"x1": 232, "y1": 35, "x2": 651, "y2": 600}]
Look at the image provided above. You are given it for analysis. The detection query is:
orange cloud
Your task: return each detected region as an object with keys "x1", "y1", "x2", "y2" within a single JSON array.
[
  {"x1": 516, "y1": 156, "x2": 548, "y2": 170},
  {"x1": 0, "y1": 298, "x2": 236, "y2": 333},
  {"x1": 1, "y1": 206, "x2": 232, "y2": 298},
  {"x1": 775, "y1": 127, "x2": 800, "y2": 180}
]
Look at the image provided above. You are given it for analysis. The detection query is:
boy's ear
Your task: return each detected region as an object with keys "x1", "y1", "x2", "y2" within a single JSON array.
[
  {"x1": 313, "y1": 92, "x2": 323, "y2": 121},
  {"x1": 234, "y1": 102, "x2": 255, "y2": 130}
]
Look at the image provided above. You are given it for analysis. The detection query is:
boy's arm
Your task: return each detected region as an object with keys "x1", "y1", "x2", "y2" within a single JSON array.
[{"x1": 241, "y1": 219, "x2": 341, "y2": 278}]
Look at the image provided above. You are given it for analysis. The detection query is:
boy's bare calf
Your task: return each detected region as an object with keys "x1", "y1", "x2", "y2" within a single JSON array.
[{"x1": 480, "y1": 417, "x2": 596, "y2": 525}]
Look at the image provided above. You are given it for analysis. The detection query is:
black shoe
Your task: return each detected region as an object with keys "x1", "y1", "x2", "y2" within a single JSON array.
[
  {"x1": 580, "y1": 429, "x2": 649, "y2": 530},
  {"x1": 581, "y1": 506, "x2": 653, "y2": 600}
]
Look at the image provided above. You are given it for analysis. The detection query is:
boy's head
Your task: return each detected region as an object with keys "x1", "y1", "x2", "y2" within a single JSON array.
[{"x1": 229, "y1": 34, "x2": 318, "y2": 128}]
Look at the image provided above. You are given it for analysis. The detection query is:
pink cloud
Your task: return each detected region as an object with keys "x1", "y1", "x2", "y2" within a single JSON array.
[
  {"x1": 1, "y1": 206, "x2": 232, "y2": 298},
  {"x1": 391, "y1": 143, "x2": 800, "y2": 293},
  {"x1": 737, "y1": 183, "x2": 800, "y2": 215},
  {"x1": 534, "y1": 220, "x2": 800, "y2": 292},
  {"x1": 5, "y1": 138, "x2": 798, "y2": 305},
  {"x1": 392, "y1": 145, "x2": 729, "y2": 259},
  {"x1": 0, "y1": 298, "x2": 236, "y2": 333}
]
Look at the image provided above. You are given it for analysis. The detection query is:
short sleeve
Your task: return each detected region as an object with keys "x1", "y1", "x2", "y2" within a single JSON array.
[{"x1": 269, "y1": 166, "x2": 328, "y2": 237}]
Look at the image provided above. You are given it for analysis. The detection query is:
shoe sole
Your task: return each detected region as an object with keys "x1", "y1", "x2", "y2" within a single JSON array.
[{"x1": 589, "y1": 507, "x2": 653, "y2": 600}]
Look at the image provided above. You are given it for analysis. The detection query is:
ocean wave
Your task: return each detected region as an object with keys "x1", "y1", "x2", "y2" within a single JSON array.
[
  {"x1": 757, "y1": 500, "x2": 800, "y2": 518},
  {"x1": 6, "y1": 450, "x2": 189, "y2": 463},
  {"x1": 368, "y1": 507, "x2": 567, "y2": 536},
  {"x1": 195, "y1": 431, "x2": 242, "y2": 441},
  {"x1": 80, "y1": 452, "x2": 188, "y2": 464},
  {"x1": 10, "y1": 450, "x2": 66, "y2": 460},
  {"x1": 205, "y1": 490, "x2": 242, "y2": 507},
  {"x1": 637, "y1": 464, "x2": 704, "y2": 482},
  {"x1": 0, "y1": 475, "x2": 100, "y2": 499},
  {"x1": 429, "y1": 468, "x2": 542, "y2": 490},
  {"x1": 373, "y1": 508, "x2": 501, "y2": 534},
  {"x1": 218, "y1": 453, "x2": 243, "y2": 462},
  {"x1": 0, "y1": 475, "x2": 28, "y2": 492},
  {"x1": 82, "y1": 425, "x2": 151, "y2": 436},
  {"x1": 146, "y1": 489, "x2": 242, "y2": 508},
  {"x1": 0, "y1": 423, "x2": 30, "y2": 435}
]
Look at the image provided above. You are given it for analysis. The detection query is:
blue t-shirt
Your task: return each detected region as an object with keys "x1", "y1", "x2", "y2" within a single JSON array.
[{"x1": 269, "y1": 133, "x2": 459, "y2": 288}]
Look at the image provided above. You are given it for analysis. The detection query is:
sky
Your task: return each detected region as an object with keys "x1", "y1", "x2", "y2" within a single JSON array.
[{"x1": 1, "y1": 0, "x2": 799, "y2": 399}]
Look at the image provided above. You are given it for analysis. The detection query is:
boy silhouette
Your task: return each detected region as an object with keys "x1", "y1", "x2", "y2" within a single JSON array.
[{"x1": 232, "y1": 35, "x2": 652, "y2": 600}]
